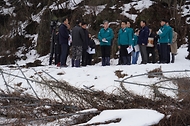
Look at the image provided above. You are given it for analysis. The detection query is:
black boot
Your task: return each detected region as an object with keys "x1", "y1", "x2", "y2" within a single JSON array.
[{"x1": 171, "y1": 54, "x2": 175, "y2": 63}]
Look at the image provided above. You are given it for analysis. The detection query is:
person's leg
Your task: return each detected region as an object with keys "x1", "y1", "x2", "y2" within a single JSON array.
[
  {"x1": 71, "y1": 46, "x2": 76, "y2": 67},
  {"x1": 140, "y1": 45, "x2": 148, "y2": 64},
  {"x1": 120, "y1": 45, "x2": 127, "y2": 65},
  {"x1": 82, "y1": 49, "x2": 87, "y2": 66},
  {"x1": 160, "y1": 43, "x2": 167, "y2": 63},
  {"x1": 75, "y1": 46, "x2": 82, "y2": 67},
  {"x1": 105, "y1": 45, "x2": 111, "y2": 66},
  {"x1": 152, "y1": 48, "x2": 156, "y2": 63},
  {"x1": 101, "y1": 46, "x2": 106, "y2": 66},
  {"x1": 167, "y1": 44, "x2": 171, "y2": 63},
  {"x1": 60, "y1": 44, "x2": 68, "y2": 66},
  {"x1": 132, "y1": 51, "x2": 136, "y2": 64}
]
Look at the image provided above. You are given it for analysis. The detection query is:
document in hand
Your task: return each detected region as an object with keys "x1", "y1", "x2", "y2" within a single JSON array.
[
  {"x1": 87, "y1": 47, "x2": 95, "y2": 54},
  {"x1": 127, "y1": 47, "x2": 133, "y2": 54},
  {"x1": 157, "y1": 29, "x2": 162, "y2": 35},
  {"x1": 134, "y1": 45, "x2": 139, "y2": 52},
  {"x1": 102, "y1": 39, "x2": 108, "y2": 43}
]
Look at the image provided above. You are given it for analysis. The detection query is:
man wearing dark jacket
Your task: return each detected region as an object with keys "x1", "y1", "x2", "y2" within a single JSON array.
[
  {"x1": 71, "y1": 20, "x2": 85, "y2": 67},
  {"x1": 81, "y1": 22, "x2": 89, "y2": 66},
  {"x1": 138, "y1": 20, "x2": 149, "y2": 64},
  {"x1": 59, "y1": 17, "x2": 69, "y2": 67}
]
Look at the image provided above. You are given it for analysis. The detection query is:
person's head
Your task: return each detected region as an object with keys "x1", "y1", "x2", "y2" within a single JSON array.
[
  {"x1": 81, "y1": 22, "x2": 87, "y2": 29},
  {"x1": 126, "y1": 21, "x2": 131, "y2": 28},
  {"x1": 103, "y1": 20, "x2": 109, "y2": 29},
  {"x1": 140, "y1": 20, "x2": 146, "y2": 27},
  {"x1": 76, "y1": 19, "x2": 82, "y2": 26},
  {"x1": 62, "y1": 17, "x2": 69, "y2": 25},
  {"x1": 121, "y1": 20, "x2": 127, "y2": 29},
  {"x1": 160, "y1": 19, "x2": 167, "y2": 26}
]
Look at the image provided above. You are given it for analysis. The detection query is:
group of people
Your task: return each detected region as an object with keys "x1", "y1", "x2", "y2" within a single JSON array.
[
  {"x1": 52, "y1": 17, "x2": 96, "y2": 67},
  {"x1": 52, "y1": 17, "x2": 178, "y2": 67}
]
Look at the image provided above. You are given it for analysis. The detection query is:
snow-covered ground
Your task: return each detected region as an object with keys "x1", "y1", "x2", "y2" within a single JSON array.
[{"x1": 0, "y1": 46, "x2": 190, "y2": 125}]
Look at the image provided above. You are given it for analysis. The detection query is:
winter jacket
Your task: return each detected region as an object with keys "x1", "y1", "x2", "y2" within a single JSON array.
[
  {"x1": 59, "y1": 24, "x2": 69, "y2": 45},
  {"x1": 132, "y1": 33, "x2": 138, "y2": 47},
  {"x1": 82, "y1": 28, "x2": 89, "y2": 50},
  {"x1": 118, "y1": 27, "x2": 133, "y2": 46},
  {"x1": 158, "y1": 25, "x2": 173, "y2": 43},
  {"x1": 137, "y1": 26, "x2": 149, "y2": 45},
  {"x1": 89, "y1": 38, "x2": 96, "y2": 49},
  {"x1": 171, "y1": 31, "x2": 178, "y2": 54},
  {"x1": 72, "y1": 25, "x2": 85, "y2": 46},
  {"x1": 98, "y1": 28, "x2": 114, "y2": 46}
]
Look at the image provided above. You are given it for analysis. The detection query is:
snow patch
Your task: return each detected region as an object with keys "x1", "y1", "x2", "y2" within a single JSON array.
[{"x1": 79, "y1": 109, "x2": 164, "y2": 126}]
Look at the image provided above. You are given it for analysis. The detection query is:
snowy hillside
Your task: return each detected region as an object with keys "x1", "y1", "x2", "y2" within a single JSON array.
[{"x1": 0, "y1": 0, "x2": 190, "y2": 125}]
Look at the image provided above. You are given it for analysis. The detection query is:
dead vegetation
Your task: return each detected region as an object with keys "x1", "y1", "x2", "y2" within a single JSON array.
[{"x1": 0, "y1": 68, "x2": 190, "y2": 125}]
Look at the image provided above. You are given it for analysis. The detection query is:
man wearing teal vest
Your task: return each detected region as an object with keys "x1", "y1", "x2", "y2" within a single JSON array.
[
  {"x1": 98, "y1": 20, "x2": 114, "y2": 66},
  {"x1": 118, "y1": 20, "x2": 133, "y2": 65},
  {"x1": 157, "y1": 19, "x2": 173, "y2": 63}
]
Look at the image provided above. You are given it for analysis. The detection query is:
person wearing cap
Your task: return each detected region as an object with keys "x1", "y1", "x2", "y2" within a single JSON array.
[
  {"x1": 98, "y1": 20, "x2": 114, "y2": 66},
  {"x1": 71, "y1": 19, "x2": 85, "y2": 67},
  {"x1": 157, "y1": 19, "x2": 173, "y2": 64},
  {"x1": 138, "y1": 20, "x2": 149, "y2": 64},
  {"x1": 59, "y1": 17, "x2": 69, "y2": 67},
  {"x1": 117, "y1": 20, "x2": 133, "y2": 65}
]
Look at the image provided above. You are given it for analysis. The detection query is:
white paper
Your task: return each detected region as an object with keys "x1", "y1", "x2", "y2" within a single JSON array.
[
  {"x1": 87, "y1": 47, "x2": 95, "y2": 54},
  {"x1": 157, "y1": 29, "x2": 162, "y2": 35},
  {"x1": 134, "y1": 45, "x2": 139, "y2": 52},
  {"x1": 127, "y1": 47, "x2": 133, "y2": 53},
  {"x1": 102, "y1": 39, "x2": 108, "y2": 43},
  {"x1": 68, "y1": 34, "x2": 72, "y2": 46}
]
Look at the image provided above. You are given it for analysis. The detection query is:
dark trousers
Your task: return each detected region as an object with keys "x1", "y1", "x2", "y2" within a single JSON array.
[
  {"x1": 60, "y1": 44, "x2": 69, "y2": 66},
  {"x1": 159, "y1": 43, "x2": 170, "y2": 63},
  {"x1": 86, "y1": 53, "x2": 93, "y2": 65},
  {"x1": 101, "y1": 45, "x2": 111, "y2": 66},
  {"x1": 82, "y1": 49, "x2": 88, "y2": 66},
  {"x1": 120, "y1": 45, "x2": 131, "y2": 65},
  {"x1": 147, "y1": 47, "x2": 156, "y2": 63},
  {"x1": 139, "y1": 44, "x2": 148, "y2": 64}
]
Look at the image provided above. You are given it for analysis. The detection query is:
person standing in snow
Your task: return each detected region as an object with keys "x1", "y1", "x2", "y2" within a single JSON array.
[
  {"x1": 98, "y1": 20, "x2": 114, "y2": 66},
  {"x1": 86, "y1": 33, "x2": 96, "y2": 65},
  {"x1": 131, "y1": 28, "x2": 140, "y2": 64},
  {"x1": 81, "y1": 22, "x2": 89, "y2": 66},
  {"x1": 170, "y1": 28, "x2": 178, "y2": 63},
  {"x1": 138, "y1": 20, "x2": 149, "y2": 64},
  {"x1": 71, "y1": 20, "x2": 85, "y2": 67},
  {"x1": 59, "y1": 17, "x2": 69, "y2": 67},
  {"x1": 117, "y1": 20, "x2": 133, "y2": 65},
  {"x1": 157, "y1": 19, "x2": 173, "y2": 64}
]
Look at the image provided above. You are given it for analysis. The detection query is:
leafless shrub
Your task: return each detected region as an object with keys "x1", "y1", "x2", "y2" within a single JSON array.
[
  {"x1": 147, "y1": 66, "x2": 163, "y2": 78},
  {"x1": 115, "y1": 70, "x2": 128, "y2": 78}
]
